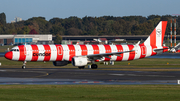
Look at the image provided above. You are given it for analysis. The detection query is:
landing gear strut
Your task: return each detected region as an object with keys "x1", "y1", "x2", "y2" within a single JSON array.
[{"x1": 22, "y1": 61, "x2": 26, "y2": 69}]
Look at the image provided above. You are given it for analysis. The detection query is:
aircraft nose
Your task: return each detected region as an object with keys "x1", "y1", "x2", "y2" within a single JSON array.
[{"x1": 4, "y1": 51, "x2": 13, "y2": 60}]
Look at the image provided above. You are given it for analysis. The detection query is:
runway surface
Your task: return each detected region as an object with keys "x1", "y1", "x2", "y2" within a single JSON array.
[{"x1": 0, "y1": 68, "x2": 179, "y2": 85}]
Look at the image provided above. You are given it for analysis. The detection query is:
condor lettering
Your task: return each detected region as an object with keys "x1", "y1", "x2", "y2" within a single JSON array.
[{"x1": 33, "y1": 53, "x2": 51, "y2": 56}]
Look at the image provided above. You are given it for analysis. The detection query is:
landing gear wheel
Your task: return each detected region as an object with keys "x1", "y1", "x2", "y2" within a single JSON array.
[
  {"x1": 22, "y1": 65, "x2": 26, "y2": 69},
  {"x1": 91, "y1": 64, "x2": 98, "y2": 69},
  {"x1": 78, "y1": 66, "x2": 85, "y2": 69},
  {"x1": 22, "y1": 61, "x2": 26, "y2": 69}
]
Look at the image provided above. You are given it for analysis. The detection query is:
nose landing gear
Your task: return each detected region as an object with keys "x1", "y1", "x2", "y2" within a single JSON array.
[{"x1": 22, "y1": 61, "x2": 26, "y2": 69}]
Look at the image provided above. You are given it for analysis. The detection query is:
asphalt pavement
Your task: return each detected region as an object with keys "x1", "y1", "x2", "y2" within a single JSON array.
[{"x1": 0, "y1": 68, "x2": 179, "y2": 85}]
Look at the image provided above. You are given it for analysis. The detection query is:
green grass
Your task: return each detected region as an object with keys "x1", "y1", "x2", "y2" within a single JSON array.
[
  {"x1": 0, "y1": 45, "x2": 14, "y2": 52},
  {"x1": 1, "y1": 57, "x2": 180, "y2": 70},
  {"x1": 1, "y1": 53, "x2": 180, "y2": 100},
  {"x1": 0, "y1": 85, "x2": 180, "y2": 101}
]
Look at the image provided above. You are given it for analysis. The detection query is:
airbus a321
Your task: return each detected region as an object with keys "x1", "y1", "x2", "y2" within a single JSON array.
[{"x1": 5, "y1": 21, "x2": 168, "y2": 69}]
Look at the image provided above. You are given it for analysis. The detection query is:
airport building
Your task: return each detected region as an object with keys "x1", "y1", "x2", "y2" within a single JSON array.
[
  {"x1": 11, "y1": 17, "x2": 23, "y2": 23},
  {"x1": 0, "y1": 34, "x2": 53, "y2": 45}
]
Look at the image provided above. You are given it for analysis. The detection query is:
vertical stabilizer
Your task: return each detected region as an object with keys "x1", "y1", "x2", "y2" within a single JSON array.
[{"x1": 143, "y1": 21, "x2": 168, "y2": 47}]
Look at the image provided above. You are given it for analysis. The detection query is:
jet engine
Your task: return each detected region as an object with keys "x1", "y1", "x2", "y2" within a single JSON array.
[
  {"x1": 53, "y1": 61, "x2": 70, "y2": 66},
  {"x1": 72, "y1": 57, "x2": 88, "y2": 66}
]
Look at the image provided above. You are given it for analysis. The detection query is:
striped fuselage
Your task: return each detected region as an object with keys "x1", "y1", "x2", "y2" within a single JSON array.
[{"x1": 7, "y1": 44, "x2": 168, "y2": 62}]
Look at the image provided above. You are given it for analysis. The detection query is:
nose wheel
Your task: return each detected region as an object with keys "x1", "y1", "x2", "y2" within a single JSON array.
[
  {"x1": 22, "y1": 65, "x2": 26, "y2": 69},
  {"x1": 22, "y1": 61, "x2": 26, "y2": 69}
]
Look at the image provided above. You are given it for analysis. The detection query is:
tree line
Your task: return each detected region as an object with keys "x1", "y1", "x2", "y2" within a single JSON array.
[{"x1": 0, "y1": 12, "x2": 180, "y2": 37}]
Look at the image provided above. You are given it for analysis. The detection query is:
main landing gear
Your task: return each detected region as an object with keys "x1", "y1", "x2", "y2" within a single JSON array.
[
  {"x1": 91, "y1": 61, "x2": 98, "y2": 69},
  {"x1": 22, "y1": 61, "x2": 26, "y2": 69},
  {"x1": 91, "y1": 64, "x2": 98, "y2": 69}
]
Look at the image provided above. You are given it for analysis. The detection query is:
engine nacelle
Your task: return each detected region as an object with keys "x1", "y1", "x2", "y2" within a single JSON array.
[
  {"x1": 53, "y1": 61, "x2": 70, "y2": 66},
  {"x1": 72, "y1": 57, "x2": 88, "y2": 66}
]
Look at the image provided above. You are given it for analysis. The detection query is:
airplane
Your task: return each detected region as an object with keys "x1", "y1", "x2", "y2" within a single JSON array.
[
  {"x1": 170, "y1": 43, "x2": 180, "y2": 53},
  {"x1": 4, "y1": 21, "x2": 168, "y2": 69}
]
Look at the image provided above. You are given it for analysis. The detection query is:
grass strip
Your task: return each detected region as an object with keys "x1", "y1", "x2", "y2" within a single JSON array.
[
  {"x1": 1, "y1": 57, "x2": 180, "y2": 70},
  {"x1": 0, "y1": 85, "x2": 180, "y2": 101}
]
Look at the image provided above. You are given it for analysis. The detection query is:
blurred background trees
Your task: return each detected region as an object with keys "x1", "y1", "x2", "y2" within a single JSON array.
[{"x1": 0, "y1": 12, "x2": 178, "y2": 36}]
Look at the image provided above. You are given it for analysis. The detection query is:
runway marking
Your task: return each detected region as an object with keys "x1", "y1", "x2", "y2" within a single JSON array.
[
  {"x1": 0, "y1": 69, "x2": 50, "y2": 78},
  {"x1": 109, "y1": 74, "x2": 175, "y2": 77},
  {"x1": 73, "y1": 81, "x2": 103, "y2": 84},
  {"x1": 110, "y1": 74, "x2": 125, "y2": 76},
  {"x1": 0, "y1": 70, "x2": 6, "y2": 72},
  {"x1": 30, "y1": 71, "x2": 50, "y2": 78}
]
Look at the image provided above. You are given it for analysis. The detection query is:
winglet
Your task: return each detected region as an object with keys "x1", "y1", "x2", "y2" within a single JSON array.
[{"x1": 135, "y1": 41, "x2": 140, "y2": 46}]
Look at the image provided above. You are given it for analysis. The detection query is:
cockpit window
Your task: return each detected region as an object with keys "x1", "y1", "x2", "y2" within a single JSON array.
[{"x1": 10, "y1": 49, "x2": 19, "y2": 51}]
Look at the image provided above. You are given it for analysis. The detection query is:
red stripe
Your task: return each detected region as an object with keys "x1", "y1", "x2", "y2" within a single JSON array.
[
  {"x1": 149, "y1": 29, "x2": 157, "y2": 56},
  {"x1": 55, "y1": 45, "x2": 63, "y2": 61},
  {"x1": 31, "y1": 45, "x2": 39, "y2": 61},
  {"x1": 128, "y1": 45, "x2": 135, "y2": 60},
  {"x1": 163, "y1": 46, "x2": 168, "y2": 53},
  {"x1": 116, "y1": 45, "x2": 123, "y2": 61},
  {"x1": 68, "y1": 45, "x2": 75, "y2": 61},
  {"x1": 80, "y1": 45, "x2": 87, "y2": 55},
  {"x1": 43, "y1": 45, "x2": 51, "y2": 61},
  {"x1": 150, "y1": 29, "x2": 156, "y2": 47},
  {"x1": 92, "y1": 45, "x2": 99, "y2": 54},
  {"x1": 92, "y1": 45, "x2": 99, "y2": 62},
  {"x1": 18, "y1": 45, "x2": 26, "y2": 61},
  {"x1": 104, "y1": 45, "x2": 111, "y2": 61},
  {"x1": 139, "y1": 44, "x2": 147, "y2": 59}
]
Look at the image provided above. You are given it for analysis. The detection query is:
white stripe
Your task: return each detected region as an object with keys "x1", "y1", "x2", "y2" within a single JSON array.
[
  {"x1": 122, "y1": 45, "x2": 129, "y2": 61},
  {"x1": 25, "y1": 45, "x2": 32, "y2": 61},
  {"x1": 98, "y1": 45, "x2": 105, "y2": 61},
  {"x1": 98, "y1": 45, "x2": 105, "y2": 54},
  {"x1": 74, "y1": 45, "x2": 81, "y2": 56},
  {"x1": 110, "y1": 45, "x2": 117, "y2": 61},
  {"x1": 12, "y1": 51, "x2": 20, "y2": 61},
  {"x1": 86, "y1": 45, "x2": 93, "y2": 55},
  {"x1": 12, "y1": 46, "x2": 20, "y2": 61},
  {"x1": 62, "y1": 45, "x2": 69, "y2": 61},
  {"x1": 145, "y1": 46, "x2": 152, "y2": 57},
  {"x1": 134, "y1": 45, "x2": 141, "y2": 59},
  {"x1": 49, "y1": 45, "x2": 57, "y2": 61},
  {"x1": 37, "y1": 45, "x2": 45, "y2": 61},
  {"x1": 156, "y1": 21, "x2": 162, "y2": 47}
]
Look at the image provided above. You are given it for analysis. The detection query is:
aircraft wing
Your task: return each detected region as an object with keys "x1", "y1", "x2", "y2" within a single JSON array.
[
  {"x1": 84, "y1": 50, "x2": 135, "y2": 61},
  {"x1": 82, "y1": 42, "x2": 139, "y2": 61},
  {"x1": 170, "y1": 43, "x2": 180, "y2": 52}
]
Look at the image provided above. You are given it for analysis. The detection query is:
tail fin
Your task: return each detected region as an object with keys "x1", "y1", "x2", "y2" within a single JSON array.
[{"x1": 143, "y1": 21, "x2": 168, "y2": 47}]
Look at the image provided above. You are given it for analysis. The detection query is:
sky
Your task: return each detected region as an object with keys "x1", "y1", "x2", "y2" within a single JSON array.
[{"x1": 1, "y1": 0, "x2": 180, "y2": 23}]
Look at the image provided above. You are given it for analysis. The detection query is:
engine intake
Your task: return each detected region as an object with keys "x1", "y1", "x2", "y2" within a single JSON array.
[{"x1": 72, "y1": 57, "x2": 88, "y2": 66}]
